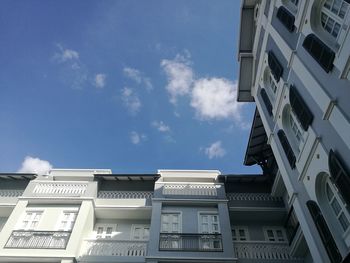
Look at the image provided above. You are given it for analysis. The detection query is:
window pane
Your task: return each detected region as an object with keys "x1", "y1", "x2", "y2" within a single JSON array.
[
  {"x1": 331, "y1": 0, "x2": 342, "y2": 14},
  {"x1": 324, "y1": 0, "x2": 332, "y2": 9},
  {"x1": 331, "y1": 199, "x2": 342, "y2": 215},
  {"x1": 326, "y1": 184, "x2": 334, "y2": 201},
  {"x1": 339, "y1": 213, "x2": 350, "y2": 230},
  {"x1": 106, "y1": 227, "x2": 113, "y2": 234},
  {"x1": 339, "y1": 2, "x2": 349, "y2": 18}
]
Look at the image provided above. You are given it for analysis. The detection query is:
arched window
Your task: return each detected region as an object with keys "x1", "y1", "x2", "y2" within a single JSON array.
[
  {"x1": 307, "y1": 200, "x2": 342, "y2": 263},
  {"x1": 325, "y1": 180, "x2": 350, "y2": 232},
  {"x1": 321, "y1": 0, "x2": 350, "y2": 40}
]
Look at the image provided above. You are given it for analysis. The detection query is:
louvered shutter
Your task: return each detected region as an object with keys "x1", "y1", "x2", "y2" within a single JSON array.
[
  {"x1": 268, "y1": 51, "x2": 283, "y2": 82},
  {"x1": 289, "y1": 86, "x2": 313, "y2": 131},
  {"x1": 277, "y1": 6, "x2": 295, "y2": 32},
  {"x1": 261, "y1": 89, "x2": 273, "y2": 116},
  {"x1": 277, "y1": 130, "x2": 296, "y2": 168}
]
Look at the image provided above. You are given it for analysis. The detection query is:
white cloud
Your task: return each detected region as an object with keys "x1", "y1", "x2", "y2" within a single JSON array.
[
  {"x1": 53, "y1": 44, "x2": 79, "y2": 63},
  {"x1": 123, "y1": 67, "x2": 153, "y2": 91},
  {"x1": 130, "y1": 131, "x2": 147, "y2": 145},
  {"x1": 121, "y1": 87, "x2": 141, "y2": 114},
  {"x1": 152, "y1": 121, "x2": 171, "y2": 132},
  {"x1": 161, "y1": 53, "x2": 194, "y2": 104},
  {"x1": 191, "y1": 78, "x2": 242, "y2": 121},
  {"x1": 18, "y1": 156, "x2": 52, "y2": 175},
  {"x1": 94, "y1": 73, "x2": 107, "y2": 88},
  {"x1": 204, "y1": 141, "x2": 226, "y2": 159}
]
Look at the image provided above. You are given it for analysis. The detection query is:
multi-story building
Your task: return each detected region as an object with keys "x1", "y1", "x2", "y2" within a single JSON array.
[
  {"x1": 0, "y1": 168, "x2": 302, "y2": 263},
  {"x1": 237, "y1": 0, "x2": 350, "y2": 262},
  {"x1": 0, "y1": 0, "x2": 349, "y2": 263}
]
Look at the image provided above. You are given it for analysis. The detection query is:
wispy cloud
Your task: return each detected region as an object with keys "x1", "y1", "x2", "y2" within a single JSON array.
[
  {"x1": 161, "y1": 51, "x2": 245, "y2": 128},
  {"x1": 160, "y1": 52, "x2": 194, "y2": 104},
  {"x1": 204, "y1": 141, "x2": 226, "y2": 159},
  {"x1": 191, "y1": 78, "x2": 242, "y2": 121},
  {"x1": 130, "y1": 131, "x2": 147, "y2": 145},
  {"x1": 53, "y1": 44, "x2": 79, "y2": 63},
  {"x1": 152, "y1": 120, "x2": 171, "y2": 132},
  {"x1": 94, "y1": 73, "x2": 107, "y2": 89},
  {"x1": 123, "y1": 67, "x2": 153, "y2": 91},
  {"x1": 121, "y1": 87, "x2": 141, "y2": 114},
  {"x1": 52, "y1": 44, "x2": 88, "y2": 89},
  {"x1": 18, "y1": 156, "x2": 52, "y2": 175}
]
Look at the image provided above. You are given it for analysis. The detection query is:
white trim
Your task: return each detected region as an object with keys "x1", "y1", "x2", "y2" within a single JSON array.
[
  {"x1": 94, "y1": 223, "x2": 118, "y2": 239},
  {"x1": 130, "y1": 224, "x2": 150, "y2": 241},
  {"x1": 160, "y1": 211, "x2": 182, "y2": 233},
  {"x1": 197, "y1": 211, "x2": 220, "y2": 234}
]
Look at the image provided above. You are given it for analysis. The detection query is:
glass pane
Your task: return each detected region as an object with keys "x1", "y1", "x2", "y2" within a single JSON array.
[
  {"x1": 162, "y1": 223, "x2": 168, "y2": 232},
  {"x1": 325, "y1": 17, "x2": 335, "y2": 33},
  {"x1": 144, "y1": 228, "x2": 150, "y2": 238},
  {"x1": 106, "y1": 227, "x2": 113, "y2": 234},
  {"x1": 332, "y1": 199, "x2": 342, "y2": 215},
  {"x1": 239, "y1": 229, "x2": 245, "y2": 237},
  {"x1": 172, "y1": 223, "x2": 178, "y2": 232},
  {"x1": 202, "y1": 216, "x2": 208, "y2": 223},
  {"x1": 324, "y1": 0, "x2": 332, "y2": 9},
  {"x1": 326, "y1": 183, "x2": 334, "y2": 201},
  {"x1": 339, "y1": 213, "x2": 350, "y2": 230},
  {"x1": 267, "y1": 230, "x2": 274, "y2": 237},
  {"x1": 172, "y1": 215, "x2": 179, "y2": 223},
  {"x1": 321, "y1": 12, "x2": 328, "y2": 26},
  {"x1": 97, "y1": 227, "x2": 103, "y2": 234},
  {"x1": 333, "y1": 23, "x2": 341, "y2": 37},
  {"x1": 212, "y1": 215, "x2": 218, "y2": 222},
  {"x1": 332, "y1": 0, "x2": 342, "y2": 14},
  {"x1": 339, "y1": 2, "x2": 349, "y2": 18}
]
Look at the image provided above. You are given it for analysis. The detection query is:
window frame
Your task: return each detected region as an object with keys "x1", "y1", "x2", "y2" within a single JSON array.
[
  {"x1": 161, "y1": 211, "x2": 182, "y2": 233},
  {"x1": 232, "y1": 226, "x2": 250, "y2": 241},
  {"x1": 18, "y1": 210, "x2": 43, "y2": 230},
  {"x1": 56, "y1": 211, "x2": 78, "y2": 232},
  {"x1": 94, "y1": 223, "x2": 118, "y2": 239},
  {"x1": 263, "y1": 227, "x2": 288, "y2": 242},
  {"x1": 131, "y1": 224, "x2": 150, "y2": 240},
  {"x1": 198, "y1": 212, "x2": 221, "y2": 234}
]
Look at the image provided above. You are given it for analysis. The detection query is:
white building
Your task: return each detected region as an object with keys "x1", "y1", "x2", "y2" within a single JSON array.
[
  {"x1": 237, "y1": 0, "x2": 350, "y2": 262},
  {"x1": 0, "y1": 0, "x2": 349, "y2": 262}
]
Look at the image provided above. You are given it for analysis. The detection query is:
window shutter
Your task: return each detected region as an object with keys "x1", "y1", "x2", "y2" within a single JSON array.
[
  {"x1": 277, "y1": 130, "x2": 296, "y2": 168},
  {"x1": 268, "y1": 51, "x2": 283, "y2": 82},
  {"x1": 260, "y1": 89, "x2": 273, "y2": 116},
  {"x1": 289, "y1": 85, "x2": 313, "y2": 131},
  {"x1": 306, "y1": 201, "x2": 342, "y2": 263},
  {"x1": 277, "y1": 6, "x2": 295, "y2": 32},
  {"x1": 329, "y1": 150, "x2": 350, "y2": 207},
  {"x1": 302, "y1": 34, "x2": 335, "y2": 73}
]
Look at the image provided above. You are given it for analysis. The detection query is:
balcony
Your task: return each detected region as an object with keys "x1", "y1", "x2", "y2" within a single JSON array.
[
  {"x1": 233, "y1": 241, "x2": 303, "y2": 262},
  {"x1": 97, "y1": 191, "x2": 153, "y2": 199},
  {"x1": 159, "y1": 233, "x2": 223, "y2": 252},
  {"x1": 227, "y1": 192, "x2": 284, "y2": 207},
  {"x1": 5, "y1": 230, "x2": 71, "y2": 249},
  {"x1": 80, "y1": 239, "x2": 147, "y2": 257}
]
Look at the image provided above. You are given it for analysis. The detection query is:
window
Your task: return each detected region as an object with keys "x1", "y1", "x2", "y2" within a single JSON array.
[
  {"x1": 307, "y1": 200, "x2": 342, "y2": 263},
  {"x1": 268, "y1": 51, "x2": 283, "y2": 82},
  {"x1": 199, "y1": 214, "x2": 220, "y2": 234},
  {"x1": 277, "y1": 130, "x2": 296, "y2": 168},
  {"x1": 261, "y1": 89, "x2": 273, "y2": 116},
  {"x1": 289, "y1": 110, "x2": 305, "y2": 148},
  {"x1": 326, "y1": 180, "x2": 350, "y2": 232},
  {"x1": 161, "y1": 212, "x2": 181, "y2": 233},
  {"x1": 95, "y1": 224, "x2": 117, "y2": 239},
  {"x1": 20, "y1": 211, "x2": 42, "y2": 230},
  {"x1": 57, "y1": 211, "x2": 77, "y2": 231},
  {"x1": 289, "y1": 86, "x2": 313, "y2": 131},
  {"x1": 321, "y1": 0, "x2": 349, "y2": 39},
  {"x1": 232, "y1": 226, "x2": 249, "y2": 241},
  {"x1": 302, "y1": 34, "x2": 335, "y2": 72},
  {"x1": 131, "y1": 225, "x2": 150, "y2": 240},
  {"x1": 263, "y1": 227, "x2": 287, "y2": 242},
  {"x1": 263, "y1": 67, "x2": 278, "y2": 102},
  {"x1": 277, "y1": 6, "x2": 296, "y2": 32},
  {"x1": 329, "y1": 150, "x2": 350, "y2": 208}
]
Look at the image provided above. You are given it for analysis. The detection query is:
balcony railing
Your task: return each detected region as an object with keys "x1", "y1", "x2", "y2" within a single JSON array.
[
  {"x1": 5, "y1": 230, "x2": 71, "y2": 249},
  {"x1": 81, "y1": 239, "x2": 147, "y2": 257},
  {"x1": 159, "y1": 233, "x2": 223, "y2": 252},
  {"x1": 162, "y1": 184, "x2": 218, "y2": 197},
  {"x1": 0, "y1": 189, "x2": 24, "y2": 197},
  {"x1": 97, "y1": 191, "x2": 153, "y2": 199},
  {"x1": 233, "y1": 241, "x2": 302, "y2": 261},
  {"x1": 33, "y1": 183, "x2": 87, "y2": 197}
]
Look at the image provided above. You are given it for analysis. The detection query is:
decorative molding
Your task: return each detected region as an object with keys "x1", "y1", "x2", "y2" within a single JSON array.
[
  {"x1": 97, "y1": 191, "x2": 153, "y2": 199},
  {"x1": 33, "y1": 183, "x2": 87, "y2": 197},
  {"x1": 227, "y1": 192, "x2": 283, "y2": 202},
  {"x1": 0, "y1": 189, "x2": 24, "y2": 197},
  {"x1": 163, "y1": 184, "x2": 218, "y2": 196}
]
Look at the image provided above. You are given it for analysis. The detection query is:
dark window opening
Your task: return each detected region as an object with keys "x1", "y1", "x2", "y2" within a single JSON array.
[
  {"x1": 302, "y1": 34, "x2": 335, "y2": 73},
  {"x1": 277, "y1": 130, "x2": 296, "y2": 169},
  {"x1": 289, "y1": 85, "x2": 313, "y2": 131},
  {"x1": 268, "y1": 51, "x2": 284, "y2": 82},
  {"x1": 261, "y1": 89, "x2": 273, "y2": 116},
  {"x1": 277, "y1": 6, "x2": 295, "y2": 32}
]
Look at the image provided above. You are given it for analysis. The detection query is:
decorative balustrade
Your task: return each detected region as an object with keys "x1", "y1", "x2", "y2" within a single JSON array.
[
  {"x1": 227, "y1": 193, "x2": 283, "y2": 202},
  {"x1": 81, "y1": 239, "x2": 147, "y2": 257},
  {"x1": 33, "y1": 183, "x2": 87, "y2": 196},
  {"x1": 97, "y1": 191, "x2": 153, "y2": 199},
  {"x1": 5, "y1": 230, "x2": 71, "y2": 249},
  {"x1": 162, "y1": 184, "x2": 218, "y2": 197},
  {"x1": 233, "y1": 241, "x2": 302, "y2": 261},
  {"x1": 0, "y1": 189, "x2": 24, "y2": 197},
  {"x1": 159, "y1": 233, "x2": 223, "y2": 252}
]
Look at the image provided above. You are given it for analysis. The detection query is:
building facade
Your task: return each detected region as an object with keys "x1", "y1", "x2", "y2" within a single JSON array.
[
  {"x1": 237, "y1": 0, "x2": 350, "y2": 262},
  {"x1": 0, "y1": 0, "x2": 349, "y2": 262}
]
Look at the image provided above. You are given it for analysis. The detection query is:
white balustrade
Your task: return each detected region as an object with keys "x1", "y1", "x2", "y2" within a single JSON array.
[
  {"x1": 227, "y1": 192, "x2": 283, "y2": 202},
  {"x1": 33, "y1": 183, "x2": 87, "y2": 196},
  {"x1": 97, "y1": 190, "x2": 153, "y2": 199},
  {"x1": 82, "y1": 239, "x2": 147, "y2": 257},
  {"x1": 233, "y1": 241, "x2": 301, "y2": 260},
  {"x1": 163, "y1": 184, "x2": 218, "y2": 196},
  {"x1": 0, "y1": 189, "x2": 24, "y2": 197}
]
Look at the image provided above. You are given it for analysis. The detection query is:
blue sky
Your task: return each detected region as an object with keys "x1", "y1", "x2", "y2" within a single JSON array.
[{"x1": 0, "y1": 0, "x2": 260, "y2": 175}]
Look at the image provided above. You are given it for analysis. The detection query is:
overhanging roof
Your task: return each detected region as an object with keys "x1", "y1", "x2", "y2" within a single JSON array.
[
  {"x1": 94, "y1": 174, "x2": 160, "y2": 181},
  {"x1": 0, "y1": 173, "x2": 36, "y2": 180},
  {"x1": 244, "y1": 108, "x2": 273, "y2": 166}
]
